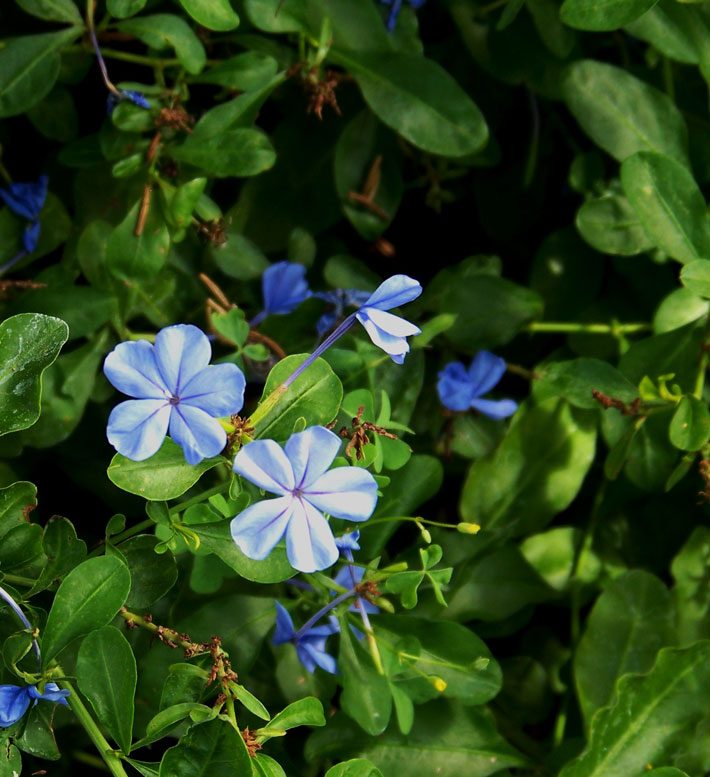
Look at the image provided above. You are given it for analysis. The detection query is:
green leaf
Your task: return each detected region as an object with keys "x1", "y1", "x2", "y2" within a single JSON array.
[
  {"x1": 159, "y1": 718, "x2": 251, "y2": 777},
  {"x1": 119, "y1": 535, "x2": 178, "y2": 609},
  {"x1": 106, "y1": 198, "x2": 171, "y2": 280},
  {"x1": 134, "y1": 703, "x2": 214, "y2": 750},
  {"x1": 76, "y1": 626, "x2": 137, "y2": 753},
  {"x1": 460, "y1": 399, "x2": 597, "y2": 539},
  {"x1": 306, "y1": 700, "x2": 527, "y2": 776},
  {"x1": 191, "y1": 520, "x2": 295, "y2": 583},
  {"x1": 125, "y1": 760, "x2": 160, "y2": 777},
  {"x1": 534, "y1": 358, "x2": 638, "y2": 410},
  {"x1": 107, "y1": 0, "x2": 146, "y2": 17},
  {"x1": 27, "y1": 516, "x2": 87, "y2": 596},
  {"x1": 672, "y1": 527, "x2": 710, "y2": 645},
  {"x1": 326, "y1": 760, "x2": 384, "y2": 777},
  {"x1": 563, "y1": 60, "x2": 688, "y2": 164},
  {"x1": 41, "y1": 555, "x2": 131, "y2": 666},
  {"x1": 253, "y1": 354, "x2": 343, "y2": 441},
  {"x1": 0, "y1": 481, "x2": 37, "y2": 539},
  {"x1": 116, "y1": 15, "x2": 207, "y2": 74},
  {"x1": 576, "y1": 191, "x2": 654, "y2": 256},
  {"x1": 339, "y1": 619, "x2": 392, "y2": 735},
  {"x1": 171, "y1": 128, "x2": 276, "y2": 178},
  {"x1": 15, "y1": 0, "x2": 83, "y2": 25},
  {"x1": 254, "y1": 755, "x2": 287, "y2": 777},
  {"x1": 0, "y1": 29, "x2": 81, "y2": 117},
  {"x1": 0, "y1": 313, "x2": 69, "y2": 436},
  {"x1": 560, "y1": 642, "x2": 710, "y2": 777},
  {"x1": 376, "y1": 615, "x2": 502, "y2": 705},
  {"x1": 625, "y1": 0, "x2": 704, "y2": 65},
  {"x1": 574, "y1": 570, "x2": 675, "y2": 730},
  {"x1": 560, "y1": 0, "x2": 658, "y2": 31},
  {"x1": 680, "y1": 260, "x2": 710, "y2": 298},
  {"x1": 107, "y1": 439, "x2": 223, "y2": 501},
  {"x1": 192, "y1": 52, "x2": 278, "y2": 91},
  {"x1": 262, "y1": 698, "x2": 325, "y2": 735},
  {"x1": 621, "y1": 151, "x2": 710, "y2": 264},
  {"x1": 332, "y1": 50, "x2": 488, "y2": 158},
  {"x1": 669, "y1": 395, "x2": 710, "y2": 451},
  {"x1": 177, "y1": 0, "x2": 239, "y2": 31}
]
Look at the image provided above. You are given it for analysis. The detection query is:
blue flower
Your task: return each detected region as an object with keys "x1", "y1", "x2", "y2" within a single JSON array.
[
  {"x1": 0, "y1": 175, "x2": 48, "y2": 254},
  {"x1": 122, "y1": 89, "x2": 150, "y2": 109},
  {"x1": 251, "y1": 262, "x2": 311, "y2": 326},
  {"x1": 0, "y1": 682, "x2": 69, "y2": 728},
  {"x1": 437, "y1": 351, "x2": 517, "y2": 419},
  {"x1": 272, "y1": 602, "x2": 339, "y2": 674},
  {"x1": 335, "y1": 530, "x2": 361, "y2": 553},
  {"x1": 380, "y1": 0, "x2": 426, "y2": 31},
  {"x1": 315, "y1": 289, "x2": 371, "y2": 337},
  {"x1": 231, "y1": 426, "x2": 378, "y2": 573},
  {"x1": 355, "y1": 275, "x2": 422, "y2": 364},
  {"x1": 104, "y1": 324, "x2": 246, "y2": 464}
]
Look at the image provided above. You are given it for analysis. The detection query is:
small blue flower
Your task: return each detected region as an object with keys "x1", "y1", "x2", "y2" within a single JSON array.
[
  {"x1": 335, "y1": 530, "x2": 361, "y2": 553},
  {"x1": 0, "y1": 683, "x2": 69, "y2": 728},
  {"x1": 437, "y1": 351, "x2": 517, "y2": 419},
  {"x1": 251, "y1": 262, "x2": 311, "y2": 327},
  {"x1": 355, "y1": 275, "x2": 422, "y2": 364},
  {"x1": 122, "y1": 89, "x2": 151, "y2": 109},
  {"x1": 104, "y1": 324, "x2": 246, "y2": 464},
  {"x1": 0, "y1": 175, "x2": 48, "y2": 254},
  {"x1": 315, "y1": 289, "x2": 371, "y2": 337},
  {"x1": 380, "y1": 0, "x2": 426, "y2": 31},
  {"x1": 272, "y1": 602, "x2": 339, "y2": 674},
  {"x1": 231, "y1": 426, "x2": 378, "y2": 573}
]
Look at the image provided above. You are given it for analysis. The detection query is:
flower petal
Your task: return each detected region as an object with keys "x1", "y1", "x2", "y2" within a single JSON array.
[
  {"x1": 437, "y1": 361, "x2": 474, "y2": 412},
  {"x1": 107, "y1": 400, "x2": 170, "y2": 461},
  {"x1": 356, "y1": 313, "x2": 411, "y2": 362},
  {"x1": 28, "y1": 683, "x2": 70, "y2": 705},
  {"x1": 305, "y1": 467, "x2": 378, "y2": 522},
  {"x1": 233, "y1": 440, "x2": 295, "y2": 495},
  {"x1": 284, "y1": 426, "x2": 341, "y2": 489},
  {"x1": 103, "y1": 340, "x2": 168, "y2": 399},
  {"x1": 467, "y1": 351, "x2": 507, "y2": 397},
  {"x1": 23, "y1": 221, "x2": 40, "y2": 253},
  {"x1": 469, "y1": 397, "x2": 518, "y2": 420},
  {"x1": 361, "y1": 274, "x2": 422, "y2": 311},
  {"x1": 180, "y1": 363, "x2": 246, "y2": 416},
  {"x1": 263, "y1": 261, "x2": 311, "y2": 315},
  {"x1": 153, "y1": 324, "x2": 211, "y2": 396},
  {"x1": 358, "y1": 307, "x2": 421, "y2": 337},
  {"x1": 273, "y1": 602, "x2": 295, "y2": 644},
  {"x1": 299, "y1": 641, "x2": 337, "y2": 674},
  {"x1": 169, "y1": 405, "x2": 226, "y2": 465},
  {"x1": 0, "y1": 176, "x2": 48, "y2": 221},
  {"x1": 285, "y1": 499, "x2": 338, "y2": 573},
  {"x1": 0, "y1": 685, "x2": 31, "y2": 728},
  {"x1": 230, "y1": 496, "x2": 293, "y2": 560}
]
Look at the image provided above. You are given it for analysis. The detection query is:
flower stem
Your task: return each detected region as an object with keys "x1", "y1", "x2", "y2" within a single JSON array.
[
  {"x1": 525, "y1": 321, "x2": 650, "y2": 335},
  {"x1": 62, "y1": 679, "x2": 129, "y2": 776},
  {"x1": 295, "y1": 590, "x2": 356, "y2": 638},
  {"x1": 282, "y1": 314, "x2": 356, "y2": 389},
  {"x1": 0, "y1": 585, "x2": 41, "y2": 666}
]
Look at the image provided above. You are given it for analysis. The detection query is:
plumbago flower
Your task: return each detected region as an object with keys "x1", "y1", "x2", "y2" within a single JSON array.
[
  {"x1": 437, "y1": 351, "x2": 517, "y2": 419},
  {"x1": 0, "y1": 683, "x2": 69, "y2": 728},
  {"x1": 251, "y1": 261, "x2": 311, "y2": 327},
  {"x1": 272, "y1": 602, "x2": 339, "y2": 674},
  {"x1": 104, "y1": 324, "x2": 245, "y2": 464},
  {"x1": 0, "y1": 174, "x2": 48, "y2": 255},
  {"x1": 230, "y1": 426, "x2": 378, "y2": 573}
]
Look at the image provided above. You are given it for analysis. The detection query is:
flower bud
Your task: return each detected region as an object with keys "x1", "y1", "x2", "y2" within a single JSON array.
[{"x1": 457, "y1": 522, "x2": 481, "y2": 534}]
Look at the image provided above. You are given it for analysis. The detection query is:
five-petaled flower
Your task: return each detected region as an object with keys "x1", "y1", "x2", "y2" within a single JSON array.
[
  {"x1": 251, "y1": 261, "x2": 311, "y2": 327},
  {"x1": 355, "y1": 275, "x2": 422, "y2": 364},
  {"x1": 230, "y1": 426, "x2": 378, "y2": 573},
  {"x1": 437, "y1": 351, "x2": 517, "y2": 419},
  {"x1": 0, "y1": 175, "x2": 48, "y2": 254},
  {"x1": 0, "y1": 682, "x2": 69, "y2": 728},
  {"x1": 104, "y1": 324, "x2": 246, "y2": 464},
  {"x1": 272, "y1": 602, "x2": 339, "y2": 674}
]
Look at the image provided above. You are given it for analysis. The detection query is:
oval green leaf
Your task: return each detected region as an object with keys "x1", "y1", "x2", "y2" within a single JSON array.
[{"x1": 41, "y1": 555, "x2": 131, "y2": 666}]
